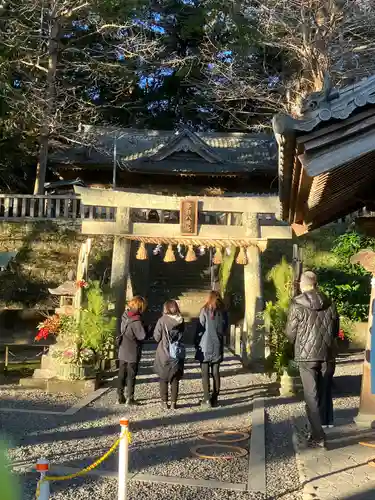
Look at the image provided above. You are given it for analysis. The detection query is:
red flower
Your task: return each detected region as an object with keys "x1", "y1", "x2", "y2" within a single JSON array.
[
  {"x1": 338, "y1": 329, "x2": 345, "y2": 341},
  {"x1": 77, "y1": 280, "x2": 88, "y2": 289},
  {"x1": 35, "y1": 327, "x2": 50, "y2": 341}
]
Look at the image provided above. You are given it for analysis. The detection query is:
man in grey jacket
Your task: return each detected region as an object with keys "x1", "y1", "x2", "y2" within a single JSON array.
[{"x1": 286, "y1": 271, "x2": 339, "y2": 447}]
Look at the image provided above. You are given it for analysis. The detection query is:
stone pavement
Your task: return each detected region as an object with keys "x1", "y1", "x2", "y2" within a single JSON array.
[
  {"x1": 289, "y1": 353, "x2": 375, "y2": 500},
  {"x1": 293, "y1": 416, "x2": 375, "y2": 500}
]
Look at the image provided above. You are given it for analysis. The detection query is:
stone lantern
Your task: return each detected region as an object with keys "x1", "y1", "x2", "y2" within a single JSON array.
[{"x1": 48, "y1": 270, "x2": 76, "y2": 316}]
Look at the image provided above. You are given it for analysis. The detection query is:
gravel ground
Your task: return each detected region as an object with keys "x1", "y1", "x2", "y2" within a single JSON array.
[
  {"x1": 265, "y1": 400, "x2": 302, "y2": 500},
  {"x1": 0, "y1": 385, "x2": 80, "y2": 412},
  {"x1": 20, "y1": 474, "x2": 267, "y2": 500},
  {"x1": 6, "y1": 347, "x2": 271, "y2": 487},
  {"x1": 3, "y1": 349, "x2": 363, "y2": 500}
]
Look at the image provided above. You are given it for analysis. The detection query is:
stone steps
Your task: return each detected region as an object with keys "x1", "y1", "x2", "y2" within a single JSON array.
[{"x1": 132, "y1": 249, "x2": 211, "y2": 324}]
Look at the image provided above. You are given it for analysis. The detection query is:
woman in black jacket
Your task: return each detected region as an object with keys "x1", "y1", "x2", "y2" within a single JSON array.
[
  {"x1": 154, "y1": 300, "x2": 185, "y2": 410},
  {"x1": 117, "y1": 296, "x2": 147, "y2": 406}
]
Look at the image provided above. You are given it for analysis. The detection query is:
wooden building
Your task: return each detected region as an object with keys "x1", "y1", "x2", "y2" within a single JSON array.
[
  {"x1": 49, "y1": 125, "x2": 278, "y2": 195},
  {"x1": 272, "y1": 73, "x2": 375, "y2": 426},
  {"x1": 273, "y1": 73, "x2": 375, "y2": 235}
]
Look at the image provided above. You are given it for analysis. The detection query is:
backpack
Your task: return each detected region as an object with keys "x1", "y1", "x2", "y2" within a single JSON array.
[{"x1": 166, "y1": 325, "x2": 186, "y2": 361}]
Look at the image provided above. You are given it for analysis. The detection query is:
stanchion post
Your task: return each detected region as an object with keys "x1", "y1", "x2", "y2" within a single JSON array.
[
  {"x1": 36, "y1": 459, "x2": 50, "y2": 500},
  {"x1": 118, "y1": 417, "x2": 129, "y2": 500}
]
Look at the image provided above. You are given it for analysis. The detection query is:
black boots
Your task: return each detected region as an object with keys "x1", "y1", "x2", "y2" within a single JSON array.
[
  {"x1": 117, "y1": 393, "x2": 126, "y2": 405},
  {"x1": 117, "y1": 392, "x2": 139, "y2": 406}
]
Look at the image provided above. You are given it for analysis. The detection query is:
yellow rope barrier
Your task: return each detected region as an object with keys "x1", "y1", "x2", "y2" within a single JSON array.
[{"x1": 36, "y1": 430, "x2": 132, "y2": 499}]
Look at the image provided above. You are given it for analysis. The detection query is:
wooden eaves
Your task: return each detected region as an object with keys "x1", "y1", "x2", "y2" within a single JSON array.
[{"x1": 273, "y1": 74, "x2": 375, "y2": 234}]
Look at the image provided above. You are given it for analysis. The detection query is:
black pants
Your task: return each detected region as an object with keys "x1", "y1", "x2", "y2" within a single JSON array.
[
  {"x1": 159, "y1": 377, "x2": 179, "y2": 403},
  {"x1": 201, "y1": 361, "x2": 220, "y2": 402},
  {"x1": 318, "y1": 361, "x2": 335, "y2": 426},
  {"x1": 299, "y1": 361, "x2": 335, "y2": 440},
  {"x1": 117, "y1": 361, "x2": 139, "y2": 400}
]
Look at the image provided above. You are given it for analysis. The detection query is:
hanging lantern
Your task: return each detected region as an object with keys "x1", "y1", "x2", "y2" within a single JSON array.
[
  {"x1": 213, "y1": 247, "x2": 223, "y2": 265},
  {"x1": 136, "y1": 241, "x2": 148, "y2": 260},
  {"x1": 236, "y1": 246, "x2": 248, "y2": 265},
  {"x1": 198, "y1": 246, "x2": 206, "y2": 256},
  {"x1": 164, "y1": 244, "x2": 176, "y2": 263},
  {"x1": 185, "y1": 245, "x2": 197, "y2": 262}
]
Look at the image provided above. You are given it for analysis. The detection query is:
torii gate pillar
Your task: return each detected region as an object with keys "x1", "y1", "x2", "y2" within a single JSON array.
[
  {"x1": 351, "y1": 250, "x2": 375, "y2": 427},
  {"x1": 110, "y1": 207, "x2": 131, "y2": 332}
]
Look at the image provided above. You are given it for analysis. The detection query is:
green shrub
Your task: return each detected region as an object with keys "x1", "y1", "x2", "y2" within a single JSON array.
[
  {"x1": 219, "y1": 246, "x2": 236, "y2": 297},
  {"x1": 79, "y1": 281, "x2": 116, "y2": 359},
  {"x1": 0, "y1": 440, "x2": 20, "y2": 500},
  {"x1": 262, "y1": 257, "x2": 294, "y2": 375},
  {"x1": 303, "y1": 231, "x2": 375, "y2": 322}
]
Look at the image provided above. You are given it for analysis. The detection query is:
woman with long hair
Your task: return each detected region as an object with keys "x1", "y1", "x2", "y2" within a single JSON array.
[
  {"x1": 116, "y1": 296, "x2": 147, "y2": 406},
  {"x1": 195, "y1": 291, "x2": 228, "y2": 408},
  {"x1": 154, "y1": 300, "x2": 185, "y2": 410}
]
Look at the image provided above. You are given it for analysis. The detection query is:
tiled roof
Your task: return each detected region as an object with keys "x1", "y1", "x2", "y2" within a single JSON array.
[{"x1": 50, "y1": 125, "x2": 277, "y2": 172}]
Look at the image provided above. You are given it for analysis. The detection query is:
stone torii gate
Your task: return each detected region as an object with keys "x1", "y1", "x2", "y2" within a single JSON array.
[{"x1": 75, "y1": 186, "x2": 291, "y2": 363}]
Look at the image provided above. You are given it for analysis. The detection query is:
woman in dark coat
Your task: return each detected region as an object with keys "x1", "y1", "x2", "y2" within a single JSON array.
[
  {"x1": 117, "y1": 296, "x2": 147, "y2": 406},
  {"x1": 154, "y1": 300, "x2": 185, "y2": 410},
  {"x1": 195, "y1": 291, "x2": 228, "y2": 408}
]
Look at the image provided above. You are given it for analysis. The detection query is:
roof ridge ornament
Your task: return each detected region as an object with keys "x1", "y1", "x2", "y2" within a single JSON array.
[
  {"x1": 273, "y1": 72, "x2": 375, "y2": 136},
  {"x1": 300, "y1": 72, "x2": 338, "y2": 114}
]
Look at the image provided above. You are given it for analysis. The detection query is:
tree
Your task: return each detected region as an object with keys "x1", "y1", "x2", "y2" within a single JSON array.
[
  {"x1": 124, "y1": 0, "x2": 267, "y2": 131},
  {"x1": 0, "y1": 0, "x2": 161, "y2": 192},
  {"x1": 198, "y1": 0, "x2": 375, "y2": 125}
]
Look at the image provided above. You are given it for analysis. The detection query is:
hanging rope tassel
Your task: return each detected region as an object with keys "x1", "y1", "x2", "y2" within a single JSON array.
[
  {"x1": 213, "y1": 247, "x2": 223, "y2": 265},
  {"x1": 185, "y1": 245, "x2": 197, "y2": 262},
  {"x1": 136, "y1": 242, "x2": 148, "y2": 260},
  {"x1": 236, "y1": 246, "x2": 248, "y2": 265},
  {"x1": 164, "y1": 244, "x2": 176, "y2": 263}
]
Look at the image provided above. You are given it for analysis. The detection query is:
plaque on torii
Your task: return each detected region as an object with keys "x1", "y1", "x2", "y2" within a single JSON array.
[{"x1": 180, "y1": 199, "x2": 198, "y2": 236}]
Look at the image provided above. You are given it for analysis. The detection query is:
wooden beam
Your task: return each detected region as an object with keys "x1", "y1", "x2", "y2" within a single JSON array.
[
  {"x1": 81, "y1": 220, "x2": 292, "y2": 240},
  {"x1": 75, "y1": 187, "x2": 280, "y2": 214},
  {"x1": 291, "y1": 222, "x2": 309, "y2": 236},
  {"x1": 260, "y1": 225, "x2": 292, "y2": 239},
  {"x1": 294, "y1": 167, "x2": 313, "y2": 224}
]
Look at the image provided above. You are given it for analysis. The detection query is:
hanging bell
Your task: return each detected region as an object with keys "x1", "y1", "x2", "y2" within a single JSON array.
[
  {"x1": 185, "y1": 245, "x2": 197, "y2": 262},
  {"x1": 136, "y1": 242, "x2": 148, "y2": 260},
  {"x1": 164, "y1": 244, "x2": 176, "y2": 263},
  {"x1": 236, "y1": 246, "x2": 248, "y2": 265}
]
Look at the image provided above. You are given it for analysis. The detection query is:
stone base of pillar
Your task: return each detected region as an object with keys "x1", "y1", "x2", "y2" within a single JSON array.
[
  {"x1": 353, "y1": 412, "x2": 375, "y2": 429},
  {"x1": 354, "y1": 360, "x2": 375, "y2": 428}
]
